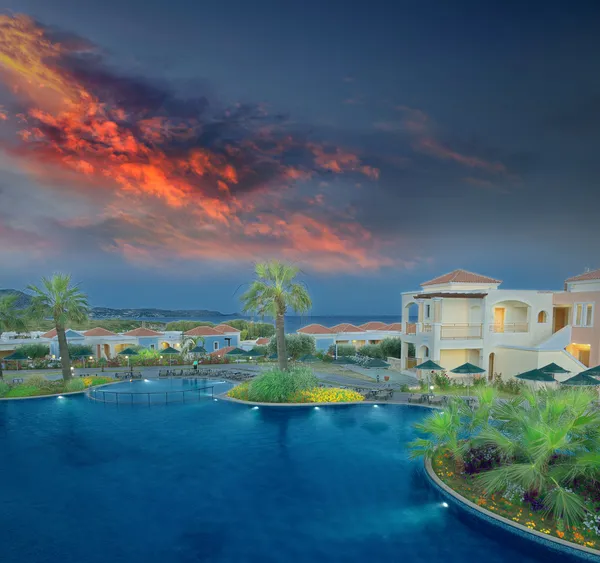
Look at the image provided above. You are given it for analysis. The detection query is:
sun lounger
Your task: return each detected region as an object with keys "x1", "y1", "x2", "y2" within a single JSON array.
[
  {"x1": 12, "y1": 378, "x2": 24, "y2": 384},
  {"x1": 428, "y1": 395, "x2": 446, "y2": 406},
  {"x1": 408, "y1": 393, "x2": 425, "y2": 404}
]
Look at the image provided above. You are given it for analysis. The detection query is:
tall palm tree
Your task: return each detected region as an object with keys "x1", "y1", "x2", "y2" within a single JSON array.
[
  {"x1": 28, "y1": 274, "x2": 89, "y2": 381},
  {"x1": 240, "y1": 261, "x2": 311, "y2": 371},
  {"x1": 0, "y1": 294, "x2": 28, "y2": 380},
  {"x1": 181, "y1": 335, "x2": 205, "y2": 355}
]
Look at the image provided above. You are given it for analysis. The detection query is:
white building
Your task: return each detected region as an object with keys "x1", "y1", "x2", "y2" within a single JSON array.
[{"x1": 400, "y1": 269, "x2": 587, "y2": 381}]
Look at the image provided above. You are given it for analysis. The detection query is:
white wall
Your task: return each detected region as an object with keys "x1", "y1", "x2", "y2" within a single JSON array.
[{"x1": 493, "y1": 346, "x2": 586, "y2": 381}]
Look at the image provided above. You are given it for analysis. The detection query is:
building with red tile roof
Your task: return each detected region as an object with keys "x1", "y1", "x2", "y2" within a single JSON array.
[
  {"x1": 256, "y1": 337, "x2": 270, "y2": 345},
  {"x1": 40, "y1": 328, "x2": 57, "y2": 339},
  {"x1": 421, "y1": 269, "x2": 502, "y2": 287},
  {"x1": 83, "y1": 327, "x2": 117, "y2": 337},
  {"x1": 209, "y1": 346, "x2": 235, "y2": 358},
  {"x1": 184, "y1": 326, "x2": 224, "y2": 336},
  {"x1": 122, "y1": 328, "x2": 163, "y2": 337},
  {"x1": 359, "y1": 321, "x2": 390, "y2": 331},
  {"x1": 214, "y1": 323, "x2": 241, "y2": 333},
  {"x1": 297, "y1": 324, "x2": 333, "y2": 334},
  {"x1": 330, "y1": 323, "x2": 362, "y2": 333},
  {"x1": 565, "y1": 268, "x2": 600, "y2": 283}
]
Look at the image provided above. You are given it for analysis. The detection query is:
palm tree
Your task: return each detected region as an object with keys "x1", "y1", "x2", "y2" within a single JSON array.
[
  {"x1": 28, "y1": 274, "x2": 89, "y2": 381},
  {"x1": 475, "y1": 387, "x2": 600, "y2": 527},
  {"x1": 0, "y1": 294, "x2": 27, "y2": 380},
  {"x1": 181, "y1": 335, "x2": 205, "y2": 355},
  {"x1": 240, "y1": 261, "x2": 311, "y2": 371}
]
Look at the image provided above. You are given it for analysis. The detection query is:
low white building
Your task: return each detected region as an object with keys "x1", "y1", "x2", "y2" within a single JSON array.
[{"x1": 400, "y1": 269, "x2": 587, "y2": 381}]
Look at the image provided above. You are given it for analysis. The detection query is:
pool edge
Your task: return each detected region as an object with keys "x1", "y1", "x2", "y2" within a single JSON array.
[{"x1": 424, "y1": 458, "x2": 600, "y2": 560}]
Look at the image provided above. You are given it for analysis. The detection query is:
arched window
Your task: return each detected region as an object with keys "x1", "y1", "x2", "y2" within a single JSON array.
[{"x1": 537, "y1": 311, "x2": 548, "y2": 323}]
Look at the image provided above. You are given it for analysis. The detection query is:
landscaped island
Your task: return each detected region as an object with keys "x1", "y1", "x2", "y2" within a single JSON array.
[
  {"x1": 411, "y1": 387, "x2": 600, "y2": 551},
  {"x1": 227, "y1": 366, "x2": 364, "y2": 404}
]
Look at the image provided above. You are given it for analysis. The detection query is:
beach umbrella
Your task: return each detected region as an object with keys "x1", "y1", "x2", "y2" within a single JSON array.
[
  {"x1": 188, "y1": 345, "x2": 207, "y2": 355},
  {"x1": 160, "y1": 346, "x2": 180, "y2": 366},
  {"x1": 414, "y1": 360, "x2": 444, "y2": 371},
  {"x1": 298, "y1": 354, "x2": 319, "y2": 363},
  {"x1": 3, "y1": 349, "x2": 28, "y2": 370},
  {"x1": 268, "y1": 353, "x2": 278, "y2": 360},
  {"x1": 515, "y1": 368, "x2": 555, "y2": 382},
  {"x1": 245, "y1": 349, "x2": 264, "y2": 358},
  {"x1": 578, "y1": 365, "x2": 600, "y2": 377},
  {"x1": 450, "y1": 363, "x2": 486, "y2": 395},
  {"x1": 225, "y1": 347, "x2": 249, "y2": 356},
  {"x1": 333, "y1": 356, "x2": 357, "y2": 365},
  {"x1": 561, "y1": 372, "x2": 600, "y2": 386},
  {"x1": 540, "y1": 363, "x2": 570, "y2": 375},
  {"x1": 362, "y1": 358, "x2": 390, "y2": 368},
  {"x1": 118, "y1": 347, "x2": 138, "y2": 368}
]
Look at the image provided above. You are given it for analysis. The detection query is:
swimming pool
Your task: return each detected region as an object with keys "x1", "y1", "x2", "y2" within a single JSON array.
[{"x1": 0, "y1": 380, "x2": 589, "y2": 563}]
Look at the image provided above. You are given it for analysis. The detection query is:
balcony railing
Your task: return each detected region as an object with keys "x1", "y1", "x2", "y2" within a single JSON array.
[
  {"x1": 422, "y1": 323, "x2": 433, "y2": 333},
  {"x1": 490, "y1": 322, "x2": 529, "y2": 333},
  {"x1": 440, "y1": 323, "x2": 482, "y2": 340},
  {"x1": 406, "y1": 323, "x2": 417, "y2": 335}
]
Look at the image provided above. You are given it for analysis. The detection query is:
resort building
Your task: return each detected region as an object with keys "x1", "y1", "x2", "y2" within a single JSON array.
[
  {"x1": 183, "y1": 324, "x2": 241, "y2": 352},
  {"x1": 297, "y1": 322, "x2": 402, "y2": 352},
  {"x1": 399, "y1": 269, "x2": 599, "y2": 381}
]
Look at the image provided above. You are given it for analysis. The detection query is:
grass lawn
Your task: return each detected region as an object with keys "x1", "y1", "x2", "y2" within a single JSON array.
[
  {"x1": 433, "y1": 452, "x2": 599, "y2": 550},
  {"x1": 0, "y1": 376, "x2": 114, "y2": 398},
  {"x1": 429, "y1": 387, "x2": 519, "y2": 400},
  {"x1": 309, "y1": 362, "x2": 376, "y2": 382}
]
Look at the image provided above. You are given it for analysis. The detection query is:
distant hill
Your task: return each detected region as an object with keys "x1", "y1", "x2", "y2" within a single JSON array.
[{"x1": 0, "y1": 289, "x2": 234, "y2": 319}]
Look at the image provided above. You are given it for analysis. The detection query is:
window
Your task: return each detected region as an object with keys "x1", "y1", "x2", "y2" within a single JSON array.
[
  {"x1": 574, "y1": 303, "x2": 594, "y2": 327},
  {"x1": 213, "y1": 341, "x2": 219, "y2": 351},
  {"x1": 425, "y1": 304, "x2": 431, "y2": 319},
  {"x1": 537, "y1": 311, "x2": 547, "y2": 323},
  {"x1": 150, "y1": 344, "x2": 155, "y2": 350}
]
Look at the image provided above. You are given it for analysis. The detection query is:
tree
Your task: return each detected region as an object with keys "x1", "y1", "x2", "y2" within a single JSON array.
[
  {"x1": 357, "y1": 344, "x2": 384, "y2": 358},
  {"x1": 28, "y1": 274, "x2": 89, "y2": 381},
  {"x1": 17, "y1": 343, "x2": 50, "y2": 359},
  {"x1": 380, "y1": 337, "x2": 402, "y2": 359},
  {"x1": 266, "y1": 334, "x2": 315, "y2": 359},
  {"x1": 181, "y1": 335, "x2": 205, "y2": 355},
  {"x1": 240, "y1": 261, "x2": 311, "y2": 371},
  {"x1": 0, "y1": 294, "x2": 27, "y2": 380}
]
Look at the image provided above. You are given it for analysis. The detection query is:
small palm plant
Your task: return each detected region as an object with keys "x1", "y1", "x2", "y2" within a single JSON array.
[
  {"x1": 28, "y1": 274, "x2": 89, "y2": 381},
  {"x1": 240, "y1": 261, "x2": 311, "y2": 371},
  {"x1": 0, "y1": 294, "x2": 28, "y2": 380},
  {"x1": 181, "y1": 335, "x2": 205, "y2": 355},
  {"x1": 475, "y1": 387, "x2": 600, "y2": 527}
]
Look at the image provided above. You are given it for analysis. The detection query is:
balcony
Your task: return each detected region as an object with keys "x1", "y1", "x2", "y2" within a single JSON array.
[
  {"x1": 406, "y1": 323, "x2": 417, "y2": 335},
  {"x1": 422, "y1": 323, "x2": 433, "y2": 333},
  {"x1": 489, "y1": 322, "x2": 528, "y2": 333},
  {"x1": 440, "y1": 323, "x2": 483, "y2": 340}
]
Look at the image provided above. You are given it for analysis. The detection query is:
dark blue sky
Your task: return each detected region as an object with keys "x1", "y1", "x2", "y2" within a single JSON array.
[{"x1": 0, "y1": 0, "x2": 599, "y2": 314}]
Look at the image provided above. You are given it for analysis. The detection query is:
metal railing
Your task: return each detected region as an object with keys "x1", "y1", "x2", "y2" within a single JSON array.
[
  {"x1": 422, "y1": 323, "x2": 433, "y2": 333},
  {"x1": 87, "y1": 385, "x2": 214, "y2": 405},
  {"x1": 489, "y1": 322, "x2": 529, "y2": 333},
  {"x1": 440, "y1": 323, "x2": 483, "y2": 340},
  {"x1": 405, "y1": 323, "x2": 417, "y2": 335}
]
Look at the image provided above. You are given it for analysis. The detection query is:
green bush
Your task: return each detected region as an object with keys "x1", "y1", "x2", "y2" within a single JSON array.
[
  {"x1": 357, "y1": 344, "x2": 384, "y2": 358},
  {"x1": 165, "y1": 321, "x2": 214, "y2": 331},
  {"x1": 65, "y1": 379, "x2": 85, "y2": 392},
  {"x1": 434, "y1": 372, "x2": 452, "y2": 390},
  {"x1": 67, "y1": 344, "x2": 94, "y2": 358},
  {"x1": 400, "y1": 384, "x2": 410, "y2": 392},
  {"x1": 247, "y1": 366, "x2": 318, "y2": 402},
  {"x1": 266, "y1": 334, "x2": 316, "y2": 359},
  {"x1": 17, "y1": 343, "x2": 49, "y2": 359},
  {"x1": 380, "y1": 337, "x2": 402, "y2": 359},
  {"x1": 26, "y1": 375, "x2": 52, "y2": 389},
  {"x1": 328, "y1": 344, "x2": 356, "y2": 357},
  {"x1": 0, "y1": 380, "x2": 9, "y2": 397}
]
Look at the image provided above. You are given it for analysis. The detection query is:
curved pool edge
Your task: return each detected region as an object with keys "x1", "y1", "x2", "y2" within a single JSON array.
[
  {"x1": 218, "y1": 393, "x2": 367, "y2": 408},
  {"x1": 424, "y1": 458, "x2": 600, "y2": 560},
  {"x1": 0, "y1": 379, "x2": 123, "y2": 402}
]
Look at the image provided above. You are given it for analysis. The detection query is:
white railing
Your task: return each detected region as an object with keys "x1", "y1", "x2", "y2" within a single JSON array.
[
  {"x1": 405, "y1": 323, "x2": 417, "y2": 335},
  {"x1": 440, "y1": 323, "x2": 482, "y2": 340},
  {"x1": 490, "y1": 322, "x2": 528, "y2": 333}
]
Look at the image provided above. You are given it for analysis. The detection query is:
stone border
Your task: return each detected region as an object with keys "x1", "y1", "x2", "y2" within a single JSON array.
[
  {"x1": 0, "y1": 379, "x2": 123, "y2": 401},
  {"x1": 425, "y1": 458, "x2": 600, "y2": 560}
]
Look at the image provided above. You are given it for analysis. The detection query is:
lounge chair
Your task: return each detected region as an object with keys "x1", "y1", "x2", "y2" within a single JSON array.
[
  {"x1": 408, "y1": 393, "x2": 425, "y2": 404},
  {"x1": 12, "y1": 377, "x2": 24, "y2": 384},
  {"x1": 428, "y1": 395, "x2": 446, "y2": 406}
]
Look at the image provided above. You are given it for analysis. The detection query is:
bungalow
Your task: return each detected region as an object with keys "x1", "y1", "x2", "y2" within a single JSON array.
[
  {"x1": 297, "y1": 322, "x2": 403, "y2": 352},
  {"x1": 183, "y1": 324, "x2": 240, "y2": 352}
]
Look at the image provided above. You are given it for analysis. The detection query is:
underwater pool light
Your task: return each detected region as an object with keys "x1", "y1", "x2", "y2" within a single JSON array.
[
  {"x1": 373, "y1": 404, "x2": 379, "y2": 408},
  {"x1": 57, "y1": 395, "x2": 65, "y2": 399},
  {"x1": 442, "y1": 502, "x2": 448, "y2": 508},
  {"x1": 251, "y1": 406, "x2": 259, "y2": 410},
  {"x1": 314, "y1": 406, "x2": 320, "y2": 410}
]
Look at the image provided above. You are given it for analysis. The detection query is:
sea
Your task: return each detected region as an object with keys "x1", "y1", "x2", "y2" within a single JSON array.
[{"x1": 133, "y1": 314, "x2": 411, "y2": 334}]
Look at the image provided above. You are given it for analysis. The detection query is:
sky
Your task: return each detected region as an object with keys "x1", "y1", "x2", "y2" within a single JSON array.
[{"x1": 0, "y1": 0, "x2": 599, "y2": 315}]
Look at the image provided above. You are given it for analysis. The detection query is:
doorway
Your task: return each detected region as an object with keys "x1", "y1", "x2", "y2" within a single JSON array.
[
  {"x1": 493, "y1": 308, "x2": 505, "y2": 332},
  {"x1": 553, "y1": 307, "x2": 569, "y2": 333},
  {"x1": 488, "y1": 352, "x2": 495, "y2": 382}
]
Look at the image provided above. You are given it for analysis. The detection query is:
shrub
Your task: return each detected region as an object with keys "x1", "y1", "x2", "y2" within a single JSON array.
[
  {"x1": 0, "y1": 380, "x2": 9, "y2": 397},
  {"x1": 227, "y1": 381, "x2": 250, "y2": 400},
  {"x1": 26, "y1": 375, "x2": 52, "y2": 389},
  {"x1": 290, "y1": 388, "x2": 364, "y2": 403},
  {"x1": 400, "y1": 384, "x2": 410, "y2": 392},
  {"x1": 82, "y1": 376, "x2": 113, "y2": 387},
  {"x1": 328, "y1": 344, "x2": 356, "y2": 357},
  {"x1": 380, "y1": 337, "x2": 402, "y2": 359},
  {"x1": 17, "y1": 343, "x2": 49, "y2": 359},
  {"x1": 266, "y1": 334, "x2": 316, "y2": 359},
  {"x1": 473, "y1": 376, "x2": 487, "y2": 388},
  {"x1": 246, "y1": 366, "x2": 318, "y2": 403},
  {"x1": 65, "y1": 379, "x2": 85, "y2": 392},
  {"x1": 357, "y1": 344, "x2": 384, "y2": 359},
  {"x1": 434, "y1": 372, "x2": 452, "y2": 390}
]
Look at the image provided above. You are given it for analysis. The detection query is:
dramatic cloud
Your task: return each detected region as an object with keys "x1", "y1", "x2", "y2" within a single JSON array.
[{"x1": 0, "y1": 14, "x2": 389, "y2": 272}]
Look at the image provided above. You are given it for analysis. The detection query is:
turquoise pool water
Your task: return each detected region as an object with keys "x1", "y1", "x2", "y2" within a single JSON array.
[{"x1": 0, "y1": 380, "x2": 589, "y2": 562}]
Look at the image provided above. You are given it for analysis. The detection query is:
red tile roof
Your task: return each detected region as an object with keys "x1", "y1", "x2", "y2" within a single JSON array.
[
  {"x1": 297, "y1": 324, "x2": 333, "y2": 334},
  {"x1": 384, "y1": 323, "x2": 403, "y2": 331},
  {"x1": 330, "y1": 323, "x2": 363, "y2": 333},
  {"x1": 422, "y1": 269, "x2": 501, "y2": 287},
  {"x1": 184, "y1": 326, "x2": 224, "y2": 336},
  {"x1": 83, "y1": 327, "x2": 117, "y2": 337},
  {"x1": 41, "y1": 328, "x2": 57, "y2": 339},
  {"x1": 566, "y1": 268, "x2": 600, "y2": 283},
  {"x1": 209, "y1": 346, "x2": 235, "y2": 358},
  {"x1": 214, "y1": 323, "x2": 241, "y2": 333},
  {"x1": 256, "y1": 337, "x2": 270, "y2": 345},
  {"x1": 122, "y1": 328, "x2": 163, "y2": 337},
  {"x1": 359, "y1": 322, "x2": 389, "y2": 331}
]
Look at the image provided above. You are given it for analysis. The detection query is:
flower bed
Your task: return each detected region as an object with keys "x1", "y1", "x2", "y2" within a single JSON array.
[
  {"x1": 226, "y1": 382, "x2": 364, "y2": 404},
  {"x1": 433, "y1": 451, "x2": 599, "y2": 549}
]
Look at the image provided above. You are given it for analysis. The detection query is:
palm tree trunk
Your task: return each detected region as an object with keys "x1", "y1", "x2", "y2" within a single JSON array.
[
  {"x1": 0, "y1": 362, "x2": 3, "y2": 380},
  {"x1": 56, "y1": 324, "x2": 72, "y2": 381},
  {"x1": 276, "y1": 310, "x2": 287, "y2": 371}
]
